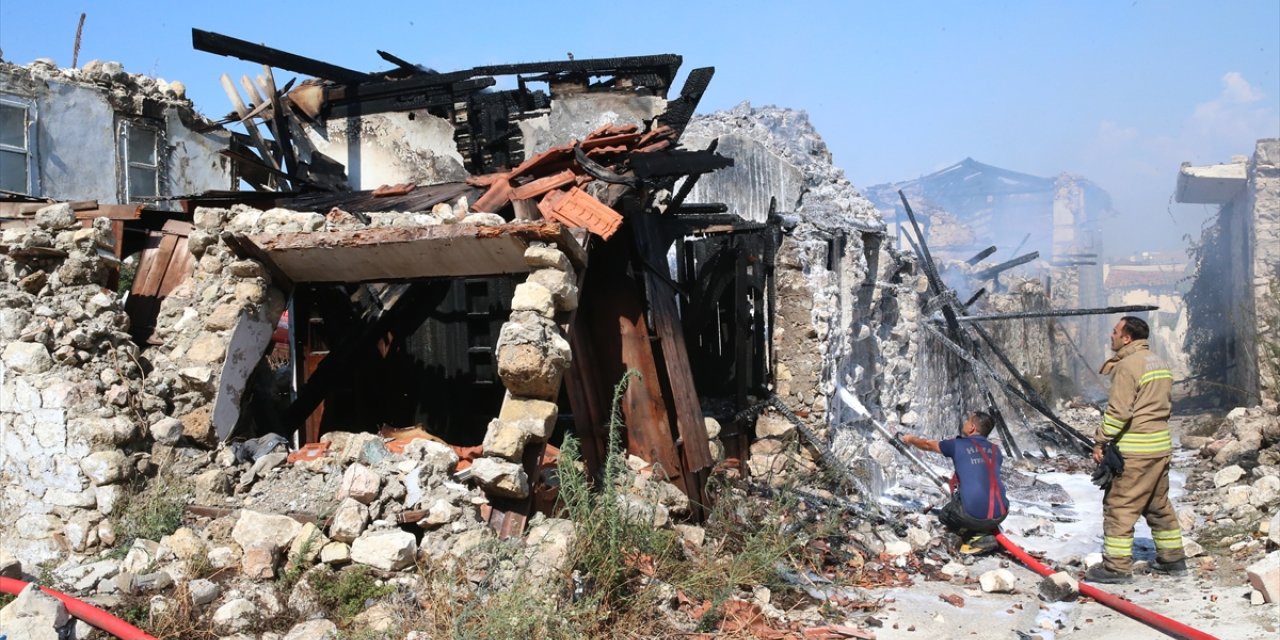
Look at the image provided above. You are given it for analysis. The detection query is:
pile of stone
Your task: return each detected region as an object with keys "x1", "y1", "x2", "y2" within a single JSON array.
[
  {"x1": 1177, "y1": 405, "x2": 1280, "y2": 604},
  {"x1": 0, "y1": 418, "x2": 701, "y2": 637},
  {"x1": 0, "y1": 203, "x2": 154, "y2": 566},
  {"x1": 5, "y1": 57, "x2": 191, "y2": 105}
]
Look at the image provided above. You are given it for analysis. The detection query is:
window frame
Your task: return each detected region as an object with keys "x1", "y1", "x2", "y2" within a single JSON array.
[
  {"x1": 0, "y1": 94, "x2": 38, "y2": 195},
  {"x1": 118, "y1": 118, "x2": 164, "y2": 203}
]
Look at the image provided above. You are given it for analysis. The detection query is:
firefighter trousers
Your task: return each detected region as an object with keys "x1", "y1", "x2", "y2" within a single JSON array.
[{"x1": 1102, "y1": 454, "x2": 1185, "y2": 573}]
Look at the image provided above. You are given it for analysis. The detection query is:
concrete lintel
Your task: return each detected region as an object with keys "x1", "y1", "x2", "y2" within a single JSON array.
[
  {"x1": 243, "y1": 222, "x2": 584, "y2": 284},
  {"x1": 1176, "y1": 161, "x2": 1247, "y2": 204}
]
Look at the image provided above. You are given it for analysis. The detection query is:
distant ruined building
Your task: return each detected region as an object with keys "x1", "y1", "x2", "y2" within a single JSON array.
[{"x1": 865, "y1": 159, "x2": 1117, "y2": 398}]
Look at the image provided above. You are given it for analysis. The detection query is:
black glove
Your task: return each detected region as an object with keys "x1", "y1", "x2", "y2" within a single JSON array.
[{"x1": 1091, "y1": 442, "x2": 1125, "y2": 490}]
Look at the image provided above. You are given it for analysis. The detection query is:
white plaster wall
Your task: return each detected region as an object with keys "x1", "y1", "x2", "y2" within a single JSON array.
[
  {"x1": 165, "y1": 109, "x2": 233, "y2": 196},
  {"x1": 520, "y1": 93, "x2": 667, "y2": 157},
  {"x1": 2, "y1": 74, "x2": 232, "y2": 202},
  {"x1": 311, "y1": 111, "x2": 467, "y2": 190},
  {"x1": 33, "y1": 81, "x2": 118, "y2": 201}
]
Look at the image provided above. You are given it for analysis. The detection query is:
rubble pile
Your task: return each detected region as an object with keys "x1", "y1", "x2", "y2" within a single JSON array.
[
  {"x1": 1176, "y1": 406, "x2": 1280, "y2": 603},
  {"x1": 4, "y1": 57, "x2": 192, "y2": 107},
  {"x1": 0, "y1": 203, "x2": 152, "y2": 566}
]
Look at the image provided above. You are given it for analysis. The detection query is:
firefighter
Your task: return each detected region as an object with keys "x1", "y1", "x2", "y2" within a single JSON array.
[
  {"x1": 899, "y1": 411, "x2": 1008, "y2": 555},
  {"x1": 1086, "y1": 316, "x2": 1186, "y2": 584}
]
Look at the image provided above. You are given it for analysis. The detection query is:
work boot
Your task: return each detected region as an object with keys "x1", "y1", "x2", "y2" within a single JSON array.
[
  {"x1": 958, "y1": 534, "x2": 998, "y2": 556},
  {"x1": 1150, "y1": 558, "x2": 1188, "y2": 576},
  {"x1": 1084, "y1": 563, "x2": 1132, "y2": 584}
]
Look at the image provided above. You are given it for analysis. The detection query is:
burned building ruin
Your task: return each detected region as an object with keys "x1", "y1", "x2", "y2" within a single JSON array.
[{"x1": 1179, "y1": 138, "x2": 1280, "y2": 408}]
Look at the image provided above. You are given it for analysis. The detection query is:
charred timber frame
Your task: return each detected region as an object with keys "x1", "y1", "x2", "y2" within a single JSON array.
[{"x1": 899, "y1": 191, "x2": 1022, "y2": 458}]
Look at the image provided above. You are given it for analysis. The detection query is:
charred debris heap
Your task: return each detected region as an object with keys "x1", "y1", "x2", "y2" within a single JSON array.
[{"x1": 0, "y1": 29, "x2": 1151, "y2": 587}]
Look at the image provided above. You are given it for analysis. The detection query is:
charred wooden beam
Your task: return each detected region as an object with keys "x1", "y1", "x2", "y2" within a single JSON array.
[
  {"x1": 628, "y1": 149, "x2": 733, "y2": 178},
  {"x1": 192, "y1": 29, "x2": 370, "y2": 84},
  {"x1": 668, "y1": 139, "x2": 720, "y2": 212},
  {"x1": 658, "y1": 67, "x2": 715, "y2": 140},
  {"x1": 899, "y1": 191, "x2": 963, "y2": 340},
  {"x1": 966, "y1": 245, "x2": 998, "y2": 265},
  {"x1": 962, "y1": 287, "x2": 987, "y2": 310},
  {"x1": 956, "y1": 304, "x2": 1159, "y2": 323},
  {"x1": 972, "y1": 251, "x2": 1040, "y2": 281},
  {"x1": 921, "y1": 322, "x2": 1094, "y2": 452}
]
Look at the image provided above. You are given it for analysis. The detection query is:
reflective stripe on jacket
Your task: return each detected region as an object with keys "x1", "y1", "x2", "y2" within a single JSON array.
[{"x1": 1096, "y1": 340, "x2": 1173, "y2": 459}]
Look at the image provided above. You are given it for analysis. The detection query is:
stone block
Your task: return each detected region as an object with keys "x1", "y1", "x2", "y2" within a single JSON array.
[
  {"x1": 213, "y1": 598, "x2": 256, "y2": 634},
  {"x1": 232, "y1": 510, "x2": 303, "y2": 552},
  {"x1": 496, "y1": 313, "x2": 571, "y2": 400},
  {"x1": 1040, "y1": 571, "x2": 1079, "y2": 602},
  {"x1": 0, "y1": 547, "x2": 23, "y2": 578},
  {"x1": 328, "y1": 499, "x2": 369, "y2": 543},
  {"x1": 1214, "y1": 465, "x2": 1246, "y2": 488},
  {"x1": 470, "y1": 457, "x2": 529, "y2": 498},
  {"x1": 35, "y1": 203, "x2": 77, "y2": 230},
  {"x1": 283, "y1": 619, "x2": 339, "y2": 640},
  {"x1": 755, "y1": 412, "x2": 796, "y2": 438},
  {"x1": 524, "y1": 245, "x2": 570, "y2": 271},
  {"x1": 979, "y1": 569, "x2": 1017, "y2": 593},
  {"x1": 286, "y1": 523, "x2": 328, "y2": 568},
  {"x1": 482, "y1": 419, "x2": 530, "y2": 461},
  {"x1": 148, "y1": 417, "x2": 183, "y2": 444},
  {"x1": 160, "y1": 527, "x2": 205, "y2": 560},
  {"x1": 3, "y1": 342, "x2": 53, "y2": 374},
  {"x1": 403, "y1": 439, "x2": 458, "y2": 475},
  {"x1": 319, "y1": 541, "x2": 351, "y2": 565},
  {"x1": 189, "y1": 579, "x2": 220, "y2": 606},
  {"x1": 523, "y1": 518, "x2": 577, "y2": 581},
  {"x1": 498, "y1": 396, "x2": 558, "y2": 440},
  {"x1": 242, "y1": 543, "x2": 278, "y2": 580},
  {"x1": 81, "y1": 450, "x2": 129, "y2": 486},
  {"x1": 1246, "y1": 550, "x2": 1280, "y2": 604},
  {"x1": 511, "y1": 281, "x2": 556, "y2": 317},
  {"x1": 528, "y1": 268, "x2": 579, "y2": 311},
  {"x1": 0, "y1": 583, "x2": 70, "y2": 639},
  {"x1": 337, "y1": 463, "x2": 382, "y2": 505},
  {"x1": 1224, "y1": 485, "x2": 1254, "y2": 509},
  {"x1": 350, "y1": 530, "x2": 417, "y2": 571},
  {"x1": 1251, "y1": 475, "x2": 1280, "y2": 506}
]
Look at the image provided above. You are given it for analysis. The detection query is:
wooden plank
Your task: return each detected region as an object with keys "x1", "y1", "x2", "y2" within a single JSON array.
[
  {"x1": 580, "y1": 235, "x2": 686, "y2": 495},
  {"x1": 633, "y1": 214, "x2": 711, "y2": 508},
  {"x1": 563, "y1": 262, "x2": 608, "y2": 478},
  {"x1": 192, "y1": 29, "x2": 371, "y2": 84},
  {"x1": 156, "y1": 236, "x2": 194, "y2": 297},
  {"x1": 134, "y1": 232, "x2": 178, "y2": 298}
]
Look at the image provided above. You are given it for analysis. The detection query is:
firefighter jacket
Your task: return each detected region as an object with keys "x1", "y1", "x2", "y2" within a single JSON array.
[{"x1": 1096, "y1": 340, "x2": 1174, "y2": 459}]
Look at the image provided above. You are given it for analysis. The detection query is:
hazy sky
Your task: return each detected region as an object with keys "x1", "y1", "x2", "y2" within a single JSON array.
[{"x1": 2, "y1": 1, "x2": 1277, "y2": 257}]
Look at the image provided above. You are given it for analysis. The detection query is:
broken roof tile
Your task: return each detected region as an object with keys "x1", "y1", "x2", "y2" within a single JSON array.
[
  {"x1": 511, "y1": 169, "x2": 579, "y2": 201},
  {"x1": 538, "y1": 187, "x2": 623, "y2": 240},
  {"x1": 471, "y1": 178, "x2": 514, "y2": 214}
]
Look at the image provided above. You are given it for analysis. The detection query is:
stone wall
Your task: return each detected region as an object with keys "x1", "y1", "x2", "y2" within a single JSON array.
[
  {"x1": 1247, "y1": 140, "x2": 1280, "y2": 406},
  {"x1": 0, "y1": 204, "x2": 150, "y2": 566},
  {"x1": 1186, "y1": 139, "x2": 1280, "y2": 408}
]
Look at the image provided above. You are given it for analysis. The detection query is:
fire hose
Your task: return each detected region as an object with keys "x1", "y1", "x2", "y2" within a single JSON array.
[
  {"x1": 992, "y1": 534, "x2": 1219, "y2": 640},
  {"x1": 0, "y1": 576, "x2": 157, "y2": 640},
  {"x1": 829, "y1": 387, "x2": 1219, "y2": 639}
]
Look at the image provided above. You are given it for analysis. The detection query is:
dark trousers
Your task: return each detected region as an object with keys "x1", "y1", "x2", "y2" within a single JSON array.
[{"x1": 937, "y1": 497, "x2": 1005, "y2": 536}]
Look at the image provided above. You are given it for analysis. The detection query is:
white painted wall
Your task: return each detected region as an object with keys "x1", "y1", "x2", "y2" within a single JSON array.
[
  {"x1": 1, "y1": 66, "x2": 232, "y2": 202},
  {"x1": 309, "y1": 111, "x2": 467, "y2": 190}
]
